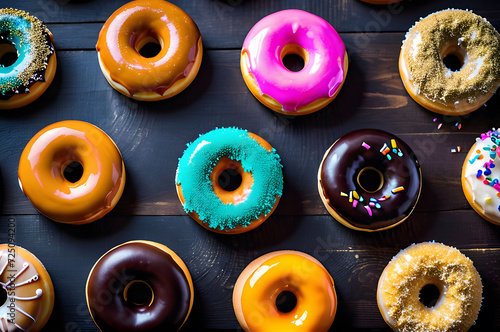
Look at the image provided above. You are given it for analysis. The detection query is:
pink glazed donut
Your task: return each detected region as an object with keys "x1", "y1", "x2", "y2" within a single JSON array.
[{"x1": 241, "y1": 9, "x2": 348, "y2": 115}]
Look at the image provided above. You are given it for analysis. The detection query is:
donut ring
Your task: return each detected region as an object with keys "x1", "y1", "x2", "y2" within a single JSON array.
[
  {"x1": 0, "y1": 244, "x2": 54, "y2": 331},
  {"x1": 462, "y1": 128, "x2": 500, "y2": 225},
  {"x1": 377, "y1": 242, "x2": 483, "y2": 332},
  {"x1": 0, "y1": 8, "x2": 57, "y2": 109},
  {"x1": 318, "y1": 129, "x2": 422, "y2": 231},
  {"x1": 233, "y1": 250, "x2": 337, "y2": 332},
  {"x1": 176, "y1": 127, "x2": 283, "y2": 234},
  {"x1": 18, "y1": 120, "x2": 126, "y2": 224},
  {"x1": 241, "y1": 9, "x2": 348, "y2": 115},
  {"x1": 86, "y1": 240, "x2": 194, "y2": 331},
  {"x1": 400, "y1": 9, "x2": 500, "y2": 115},
  {"x1": 96, "y1": 0, "x2": 203, "y2": 101}
]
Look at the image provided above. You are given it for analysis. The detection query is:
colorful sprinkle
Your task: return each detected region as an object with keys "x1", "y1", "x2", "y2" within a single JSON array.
[
  {"x1": 392, "y1": 186, "x2": 405, "y2": 194},
  {"x1": 362, "y1": 142, "x2": 371, "y2": 150},
  {"x1": 477, "y1": 170, "x2": 483, "y2": 178},
  {"x1": 433, "y1": 118, "x2": 437, "y2": 122},
  {"x1": 386, "y1": 154, "x2": 392, "y2": 161},
  {"x1": 451, "y1": 148, "x2": 457, "y2": 153},
  {"x1": 353, "y1": 200, "x2": 358, "y2": 208},
  {"x1": 485, "y1": 169, "x2": 492, "y2": 176},
  {"x1": 364, "y1": 205, "x2": 373, "y2": 216},
  {"x1": 457, "y1": 146, "x2": 461, "y2": 152},
  {"x1": 485, "y1": 197, "x2": 492, "y2": 202},
  {"x1": 437, "y1": 123, "x2": 443, "y2": 130},
  {"x1": 458, "y1": 124, "x2": 462, "y2": 130},
  {"x1": 340, "y1": 192, "x2": 348, "y2": 197},
  {"x1": 353, "y1": 191, "x2": 360, "y2": 200},
  {"x1": 378, "y1": 195, "x2": 390, "y2": 201},
  {"x1": 391, "y1": 139, "x2": 397, "y2": 149}
]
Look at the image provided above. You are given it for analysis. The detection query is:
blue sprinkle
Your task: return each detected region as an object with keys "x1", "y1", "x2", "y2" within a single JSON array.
[
  {"x1": 493, "y1": 179, "x2": 499, "y2": 185},
  {"x1": 491, "y1": 163, "x2": 496, "y2": 168},
  {"x1": 393, "y1": 149, "x2": 398, "y2": 154},
  {"x1": 477, "y1": 170, "x2": 483, "y2": 178},
  {"x1": 498, "y1": 205, "x2": 500, "y2": 212},
  {"x1": 386, "y1": 155, "x2": 392, "y2": 161},
  {"x1": 375, "y1": 203, "x2": 381, "y2": 209},
  {"x1": 359, "y1": 196, "x2": 364, "y2": 203},
  {"x1": 485, "y1": 169, "x2": 492, "y2": 176}
]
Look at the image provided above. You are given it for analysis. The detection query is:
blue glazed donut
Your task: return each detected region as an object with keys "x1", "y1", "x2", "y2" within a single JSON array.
[
  {"x1": 0, "y1": 8, "x2": 56, "y2": 109},
  {"x1": 176, "y1": 127, "x2": 283, "y2": 234}
]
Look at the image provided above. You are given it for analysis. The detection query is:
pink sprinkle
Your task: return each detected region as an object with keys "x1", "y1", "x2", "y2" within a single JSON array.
[
  {"x1": 484, "y1": 180, "x2": 490, "y2": 185},
  {"x1": 433, "y1": 118, "x2": 437, "y2": 122},
  {"x1": 353, "y1": 200, "x2": 358, "y2": 208},
  {"x1": 458, "y1": 124, "x2": 462, "y2": 130},
  {"x1": 369, "y1": 202, "x2": 375, "y2": 207},
  {"x1": 494, "y1": 184, "x2": 500, "y2": 192},
  {"x1": 437, "y1": 123, "x2": 443, "y2": 130},
  {"x1": 362, "y1": 142, "x2": 371, "y2": 150},
  {"x1": 364, "y1": 205, "x2": 373, "y2": 216}
]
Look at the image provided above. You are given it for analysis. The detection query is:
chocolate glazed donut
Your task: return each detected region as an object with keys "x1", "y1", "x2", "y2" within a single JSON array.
[
  {"x1": 318, "y1": 129, "x2": 421, "y2": 231},
  {"x1": 86, "y1": 241, "x2": 193, "y2": 331}
]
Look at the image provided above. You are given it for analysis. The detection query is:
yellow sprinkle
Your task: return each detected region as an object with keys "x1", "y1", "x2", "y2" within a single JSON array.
[
  {"x1": 485, "y1": 197, "x2": 492, "y2": 202},
  {"x1": 392, "y1": 186, "x2": 405, "y2": 194},
  {"x1": 340, "y1": 192, "x2": 348, "y2": 197},
  {"x1": 353, "y1": 191, "x2": 359, "y2": 200},
  {"x1": 391, "y1": 139, "x2": 397, "y2": 149}
]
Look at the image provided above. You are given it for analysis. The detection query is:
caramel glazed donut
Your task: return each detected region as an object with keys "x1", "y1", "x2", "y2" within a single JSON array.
[
  {"x1": 318, "y1": 129, "x2": 422, "y2": 232},
  {"x1": 0, "y1": 245, "x2": 54, "y2": 332},
  {"x1": 400, "y1": 9, "x2": 500, "y2": 115},
  {"x1": 233, "y1": 250, "x2": 337, "y2": 332},
  {"x1": 377, "y1": 242, "x2": 482, "y2": 332},
  {"x1": 18, "y1": 120, "x2": 126, "y2": 224},
  {"x1": 0, "y1": 8, "x2": 56, "y2": 109},
  {"x1": 96, "y1": 0, "x2": 203, "y2": 101},
  {"x1": 86, "y1": 241, "x2": 194, "y2": 332}
]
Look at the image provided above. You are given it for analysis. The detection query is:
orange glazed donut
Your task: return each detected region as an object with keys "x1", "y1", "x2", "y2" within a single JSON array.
[
  {"x1": 233, "y1": 250, "x2": 337, "y2": 331},
  {"x1": 0, "y1": 8, "x2": 57, "y2": 109},
  {"x1": 0, "y1": 244, "x2": 54, "y2": 331},
  {"x1": 96, "y1": 0, "x2": 203, "y2": 101},
  {"x1": 18, "y1": 120, "x2": 126, "y2": 224}
]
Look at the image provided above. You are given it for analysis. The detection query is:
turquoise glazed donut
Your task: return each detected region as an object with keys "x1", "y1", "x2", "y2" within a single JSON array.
[
  {"x1": 0, "y1": 8, "x2": 56, "y2": 109},
  {"x1": 176, "y1": 127, "x2": 283, "y2": 234}
]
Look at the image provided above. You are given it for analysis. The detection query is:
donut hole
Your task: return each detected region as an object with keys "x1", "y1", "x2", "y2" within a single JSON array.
[
  {"x1": 62, "y1": 161, "x2": 84, "y2": 183},
  {"x1": 135, "y1": 34, "x2": 163, "y2": 58},
  {"x1": 419, "y1": 284, "x2": 441, "y2": 308},
  {"x1": 357, "y1": 167, "x2": 384, "y2": 193},
  {"x1": 218, "y1": 169, "x2": 243, "y2": 192},
  {"x1": 123, "y1": 280, "x2": 154, "y2": 307},
  {"x1": 0, "y1": 41, "x2": 18, "y2": 67},
  {"x1": 442, "y1": 43, "x2": 467, "y2": 72},
  {"x1": 281, "y1": 43, "x2": 309, "y2": 72},
  {"x1": 275, "y1": 290, "x2": 297, "y2": 313},
  {"x1": 0, "y1": 287, "x2": 7, "y2": 307}
]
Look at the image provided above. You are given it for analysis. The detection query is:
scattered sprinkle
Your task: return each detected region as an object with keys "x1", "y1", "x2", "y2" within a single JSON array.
[
  {"x1": 362, "y1": 142, "x2": 371, "y2": 150},
  {"x1": 433, "y1": 118, "x2": 437, "y2": 122},
  {"x1": 437, "y1": 123, "x2": 443, "y2": 130},
  {"x1": 340, "y1": 192, "x2": 348, "y2": 197},
  {"x1": 364, "y1": 205, "x2": 373, "y2": 216},
  {"x1": 485, "y1": 197, "x2": 492, "y2": 202},
  {"x1": 392, "y1": 186, "x2": 405, "y2": 194}
]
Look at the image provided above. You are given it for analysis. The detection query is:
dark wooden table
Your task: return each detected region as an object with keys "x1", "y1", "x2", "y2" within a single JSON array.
[{"x1": 3, "y1": 0, "x2": 500, "y2": 330}]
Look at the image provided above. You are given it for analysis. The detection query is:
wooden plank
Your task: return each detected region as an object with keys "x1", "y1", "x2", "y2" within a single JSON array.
[
  {"x1": 3, "y1": 39, "x2": 499, "y2": 216},
  {"x1": 3, "y1": 213, "x2": 499, "y2": 330}
]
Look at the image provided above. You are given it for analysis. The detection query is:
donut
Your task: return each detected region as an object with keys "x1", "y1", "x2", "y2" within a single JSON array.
[
  {"x1": 96, "y1": 0, "x2": 203, "y2": 101},
  {"x1": 462, "y1": 128, "x2": 500, "y2": 225},
  {"x1": 233, "y1": 250, "x2": 337, "y2": 332},
  {"x1": 0, "y1": 244, "x2": 54, "y2": 331},
  {"x1": 318, "y1": 129, "x2": 422, "y2": 231},
  {"x1": 176, "y1": 127, "x2": 283, "y2": 234},
  {"x1": 241, "y1": 9, "x2": 348, "y2": 115},
  {"x1": 0, "y1": 8, "x2": 56, "y2": 109},
  {"x1": 18, "y1": 120, "x2": 126, "y2": 224},
  {"x1": 86, "y1": 240, "x2": 193, "y2": 332},
  {"x1": 400, "y1": 9, "x2": 500, "y2": 115},
  {"x1": 377, "y1": 242, "x2": 482, "y2": 332}
]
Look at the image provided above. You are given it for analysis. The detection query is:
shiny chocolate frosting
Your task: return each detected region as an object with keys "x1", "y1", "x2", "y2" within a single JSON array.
[
  {"x1": 87, "y1": 242, "x2": 192, "y2": 331},
  {"x1": 319, "y1": 129, "x2": 421, "y2": 230}
]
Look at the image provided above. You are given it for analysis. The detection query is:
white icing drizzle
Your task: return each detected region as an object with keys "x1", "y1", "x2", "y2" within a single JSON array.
[
  {"x1": 464, "y1": 130, "x2": 500, "y2": 223},
  {"x1": 0, "y1": 250, "x2": 42, "y2": 331}
]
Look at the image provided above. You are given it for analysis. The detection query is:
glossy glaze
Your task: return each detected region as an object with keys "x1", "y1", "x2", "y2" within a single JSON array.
[
  {"x1": 319, "y1": 129, "x2": 421, "y2": 230},
  {"x1": 96, "y1": 0, "x2": 201, "y2": 96},
  {"x1": 241, "y1": 9, "x2": 346, "y2": 112},
  {"x1": 236, "y1": 251, "x2": 336, "y2": 331},
  {"x1": 86, "y1": 241, "x2": 193, "y2": 332},
  {"x1": 18, "y1": 120, "x2": 125, "y2": 224},
  {"x1": 0, "y1": 245, "x2": 54, "y2": 332}
]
